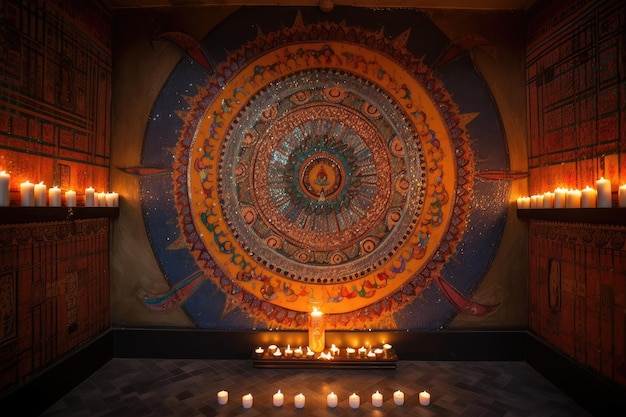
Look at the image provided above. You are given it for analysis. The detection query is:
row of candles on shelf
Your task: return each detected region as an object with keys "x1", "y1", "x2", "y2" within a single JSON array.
[
  {"x1": 216, "y1": 388, "x2": 431, "y2": 409},
  {"x1": 517, "y1": 178, "x2": 626, "y2": 209},
  {"x1": 256, "y1": 343, "x2": 392, "y2": 360},
  {"x1": 0, "y1": 172, "x2": 118, "y2": 207}
]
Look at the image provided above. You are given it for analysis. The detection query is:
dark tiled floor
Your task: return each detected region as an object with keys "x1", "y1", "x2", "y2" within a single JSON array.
[{"x1": 40, "y1": 359, "x2": 593, "y2": 417}]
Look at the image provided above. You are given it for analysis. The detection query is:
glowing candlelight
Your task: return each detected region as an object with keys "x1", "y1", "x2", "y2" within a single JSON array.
[
  {"x1": 242, "y1": 393, "x2": 253, "y2": 409},
  {"x1": 581, "y1": 186, "x2": 597, "y2": 208},
  {"x1": 393, "y1": 390, "x2": 405, "y2": 406},
  {"x1": 20, "y1": 180, "x2": 34, "y2": 206},
  {"x1": 349, "y1": 393, "x2": 360, "y2": 409},
  {"x1": 217, "y1": 390, "x2": 228, "y2": 405},
  {"x1": 308, "y1": 303, "x2": 325, "y2": 352},
  {"x1": 554, "y1": 187, "x2": 567, "y2": 208},
  {"x1": 419, "y1": 391, "x2": 431, "y2": 406},
  {"x1": 85, "y1": 187, "x2": 95, "y2": 207},
  {"x1": 619, "y1": 184, "x2": 626, "y2": 208},
  {"x1": 34, "y1": 182, "x2": 47, "y2": 206},
  {"x1": 371, "y1": 391, "x2": 383, "y2": 407},
  {"x1": 0, "y1": 171, "x2": 10, "y2": 206},
  {"x1": 294, "y1": 393, "x2": 305, "y2": 408},
  {"x1": 48, "y1": 186, "x2": 61, "y2": 207},
  {"x1": 65, "y1": 190, "x2": 76, "y2": 207},
  {"x1": 327, "y1": 392, "x2": 338, "y2": 408},
  {"x1": 273, "y1": 389, "x2": 284, "y2": 407},
  {"x1": 596, "y1": 177, "x2": 611, "y2": 208}
]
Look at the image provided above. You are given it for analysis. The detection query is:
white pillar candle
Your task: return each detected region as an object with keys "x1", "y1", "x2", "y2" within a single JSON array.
[
  {"x1": 596, "y1": 177, "x2": 612, "y2": 208},
  {"x1": 393, "y1": 390, "x2": 405, "y2": 406},
  {"x1": 65, "y1": 190, "x2": 76, "y2": 207},
  {"x1": 97, "y1": 191, "x2": 107, "y2": 207},
  {"x1": 85, "y1": 187, "x2": 95, "y2": 207},
  {"x1": 217, "y1": 390, "x2": 228, "y2": 405},
  {"x1": 20, "y1": 180, "x2": 35, "y2": 206},
  {"x1": 0, "y1": 171, "x2": 9, "y2": 206},
  {"x1": 106, "y1": 191, "x2": 119, "y2": 207},
  {"x1": 294, "y1": 393, "x2": 305, "y2": 409},
  {"x1": 349, "y1": 393, "x2": 360, "y2": 409},
  {"x1": 530, "y1": 195, "x2": 538, "y2": 208},
  {"x1": 554, "y1": 187, "x2": 567, "y2": 208},
  {"x1": 34, "y1": 182, "x2": 47, "y2": 206},
  {"x1": 48, "y1": 186, "x2": 62, "y2": 207},
  {"x1": 371, "y1": 391, "x2": 383, "y2": 407},
  {"x1": 580, "y1": 186, "x2": 597, "y2": 208},
  {"x1": 543, "y1": 191, "x2": 554, "y2": 208},
  {"x1": 419, "y1": 391, "x2": 431, "y2": 406},
  {"x1": 566, "y1": 189, "x2": 581, "y2": 208},
  {"x1": 273, "y1": 389, "x2": 284, "y2": 407},
  {"x1": 327, "y1": 392, "x2": 338, "y2": 408},
  {"x1": 242, "y1": 393, "x2": 253, "y2": 409},
  {"x1": 619, "y1": 184, "x2": 626, "y2": 208}
]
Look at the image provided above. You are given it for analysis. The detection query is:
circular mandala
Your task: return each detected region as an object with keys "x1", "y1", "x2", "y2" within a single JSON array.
[{"x1": 168, "y1": 15, "x2": 474, "y2": 328}]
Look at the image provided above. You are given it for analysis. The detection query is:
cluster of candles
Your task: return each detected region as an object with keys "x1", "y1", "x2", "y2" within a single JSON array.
[
  {"x1": 0, "y1": 172, "x2": 118, "y2": 208},
  {"x1": 215, "y1": 388, "x2": 431, "y2": 408},
  {"x1": 255, "y1": 343, "x2": 393, "y2": 360},
  {"x1": 517, "y1": 178, "x2": 626, "y2": 209}
]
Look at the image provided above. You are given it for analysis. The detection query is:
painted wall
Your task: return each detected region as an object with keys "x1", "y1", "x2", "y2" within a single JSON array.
[
  {"x1": 525, "y1": 0, "x2": 626, "y2": 389},
  {"x1": 110, "y1": 6, "x2": 528, "y2": 331},
  {"x1": 0, "y1": 0, "x2": 112, "y2": 395}
]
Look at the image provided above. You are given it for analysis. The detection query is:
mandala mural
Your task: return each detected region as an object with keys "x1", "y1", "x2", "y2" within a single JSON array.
[{"x1": 134, "y1": 7, "x2": 512, "y2": 330}]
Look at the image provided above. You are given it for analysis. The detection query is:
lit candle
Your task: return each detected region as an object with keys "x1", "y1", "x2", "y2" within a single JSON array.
[
  {"x1": 293, "y1": 346, "x2": 303, "y2": 358},
  {"x1": 0, "y1": 171, "x2": 10, "y2": 206},
  {"x1": 106, "y1": 191, "x2": 119, "y2": 207},
  {"x1": 346, "y1": 347, "x2": 355, "y2": 358},
  {"x1": 308, "y1": 303, "x2": 325, "y2": 353},
  {"x1": 419, "y1": 391, "x2": 431, "y2": 406},
  {"x1": 20, "y1": 180, "x2": 35, "y2": 206},
  {"x1": 536, "y1": 194, "x2": 544, "y2": 207},
  {"x1": 268, "y1": 344, "x2": 277, "y2": 354},
  {"x1": 242, "y1": 393, "x2": 253, "y2": 409},
  {"x1": 217, "y1": 390, "x2": 228, "y2": 405},
  {"x1": 554, "y1": 187, "x2": 567, "y2": 208},
  {"x1": 393, "y1": 390, "x2": 405, "y2": 406},
  {"x1": 596, "y1": 177, "x2": 612, "y2": 208},
  {"x1": 294, "y1": 393, "x2": 305, "y2": 409},
  {"x1": 530, "y1": 195, "x2": 538, "y2": 208},
  {"x1": 543, "y1": 191, "x2": 554, "y2": 208},
  {"x1": 566, "y1": 189, "x2": 581, "y2": 208},
  {"x1": 516, "y1": 196, "x2": 524, "y2": 209},
  {"x1": 349, "y1": 393, "x2": 360, "y2": 409},
  {"x1": 327, "y1": 392, "x2": 338, "y2": 408},
  {"x1": 273, "y1": 389, "x2": 284, "y2": 407},
  {"x1": 521, "y1": 196, "x2": 530, "y2": 209},
  {"x1": 581, "y1": 186, "x2": 597, "y2": 208},
  {"x1": 48, "y1": 186, "x2": 61, "y2": 207},
  {"x1": 273, "y1": 348, "x2": 282, "y2": 358},
  {"x1": 367, "y1": 350, "x2": 376, "y2": 359},
  {"x1": 358, "y1": 346, "x2": 367, "y2": 358},
  {"x1": 306, "y1": 346, "x2": 315, "y2": 359},
  {"x1": 371, "y1": 391, "x2": 383, "y2": 407},
  {"x1": 34, "y1": 182, "x2": 47, "y2": 206},
  {"x1": 374, "y1": 348, "x2": 384, "y2": 357},
  {"x1": 619, "y1": 184, "x2": 626, "y2": 208},
  {"x1": 97, "y1": 191, "x2": 106, "y2": 207},
  {"x1": 85, "y1": 187, "x2": 95, "y2": 207},
  {"x1": 330, "y1": 344, "x2": 340, "y2": 356},
  {"x1": 383, "y1": 343, "x2": 392, "y2": 350},
  {"x1": 65, "y1": 190, "x2": 76, "y2": 207},
  {"x1": 284, "y1": 344, "x2": 293, "y2": 358}
]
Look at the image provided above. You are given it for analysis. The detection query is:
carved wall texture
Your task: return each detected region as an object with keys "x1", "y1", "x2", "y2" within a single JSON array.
[
  {"x1": 526, "y1": 0, "x2": 626, "y2": 388},
  {"x1": 0, "y1": 0, "x2": 112, "y2": 395}
]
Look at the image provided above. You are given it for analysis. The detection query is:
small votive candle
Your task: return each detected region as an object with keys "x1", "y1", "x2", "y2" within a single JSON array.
[
  {"x1": 294, "y1": 393, "x2": 305, "y2": 409},
  {"x1": 346, "y1": 347, "x2": 355, "y2": 358},
  {"x1": 217, "y1": 390, "x2": 228, "y2": 405},
  {"x1": 34, "y1": 182, "x2": 47, "y2": 206},
  {"x1": 268, "y1": 344, "x2": 277, "y2": 354},
  {"x1": 65, "y1": 190, "x2": 76, "y2": 207},
  {"x1": 419, "y1": 391, "x2": 431, "y2": 406},
  {"x1": 349, "y1": 393, "x2": 360, "y2": 409},
  {"x1": 327, "y1": 392, "x2": 338, "y2": 408},
  {"x1": 85, "y1": 187, "x2": 95, "y2": 207},
  {"x1": 0, "y1": 171, "x2": 10, "y2": 206},
  {"x1": 371, "y1": 391, "x2": 383, "y2": 407},
  {"x1": 374, "y1": 348, "x2": 384, "y2": 357},
  {"x1": 255, "y1": 347, "x2": 264, "y2": 356},
  {"x1": 20, "y1": 180, "x2": 35, "y2": 206},
  {"x1": 393, "y1": 390, "x2": 404, "y2": 406},
  {"x1": 619, "y1": 184, "x2": 626, "y2": 208},
  {"x1": 273, "y1": 348, "x2": 282, "y2": 358},
  {"x1": 367, "y1": 350, "x2": 376, "y2": 359},
  {"x1": 294, "y1": 346, "x2": 303, "y2": 358},
  {"x1": 273, "y1": 389, "x2": 284, "y2": 407},
  {"x1": 330, "y1": 344, "x2": 340, "y2": 356},
  {"x1": 358, "y1": 346, "x2": 367, "y2": 357},
  {"x1": 242, "y1": 393, "x2": 253, "y2": 409},
  {"x1": 48, "y1": 186, "x2": 61, "y2": 207},
  {"x1": 596, "y1": 177, "x2": 612, "y2": 208},
  {"x1": 284, "y1": 345, "x2": 293, "y2": 358}
]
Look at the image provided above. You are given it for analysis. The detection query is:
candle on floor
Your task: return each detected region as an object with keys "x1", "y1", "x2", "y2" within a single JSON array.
[
  {"x1": 596, "y1": 177, "x2": 611, "y2": 208},
  {"x1": 242, "y1": 393, "x2": 253, "y2": 409},
  {"x1": 349, "y1": 393, "x2": 360, "y2": 409},
  {"x1": 34, "y1": 182, "x2": 47, "y2": 206},
  {"x1": 620, "y1": 184, "x2": 626, "y2": 208},
  {"x1": 0, "y1": 171, "x2": 10, "y2": 206},
  {"x1": 371, "y1": 391, "x2": 383, "y2": 407},
  {"x1": 217, "y1": 390, "x2": 228, "y2": 405},
  {"x1": 327, "y1": 392, "x2": 338, "y2": 408},
  {"x1": 273, "y1": 389, "x2": 284, "y2": 407},
  {"x1": 419, "y1": 391, "x2": 431, "y2": 406},
  {"x1": 65, "y1": 190, "x2": 76, "y2": 207},
  {"x1": 581, "y1": 186, "x2": 596, "y2": 208},
  {"x1": 294, "y1": 393, "x2": 305, "y2": 409},
  {"x1": 48, "y1": 186, "x2": 61, "y2": 207},
  {"x1": 85, "y1": 187, "x2": 95, "y2": 207},
  {"x1": 393, "y1": 390, "x2": 404, "y2": 406},
  {"x1": 20, "y1": 180, "x2": 35, "y2": 206}
]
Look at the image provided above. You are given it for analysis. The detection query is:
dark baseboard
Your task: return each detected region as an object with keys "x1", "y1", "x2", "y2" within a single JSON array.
[{"x1": 3, "y1": 329, "x2": 624, "y2": 416}]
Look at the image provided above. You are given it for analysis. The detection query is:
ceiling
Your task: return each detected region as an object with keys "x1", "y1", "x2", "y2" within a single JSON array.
[{"x1": 107, "y1": 0, "x2": 539, "y2": 11}]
